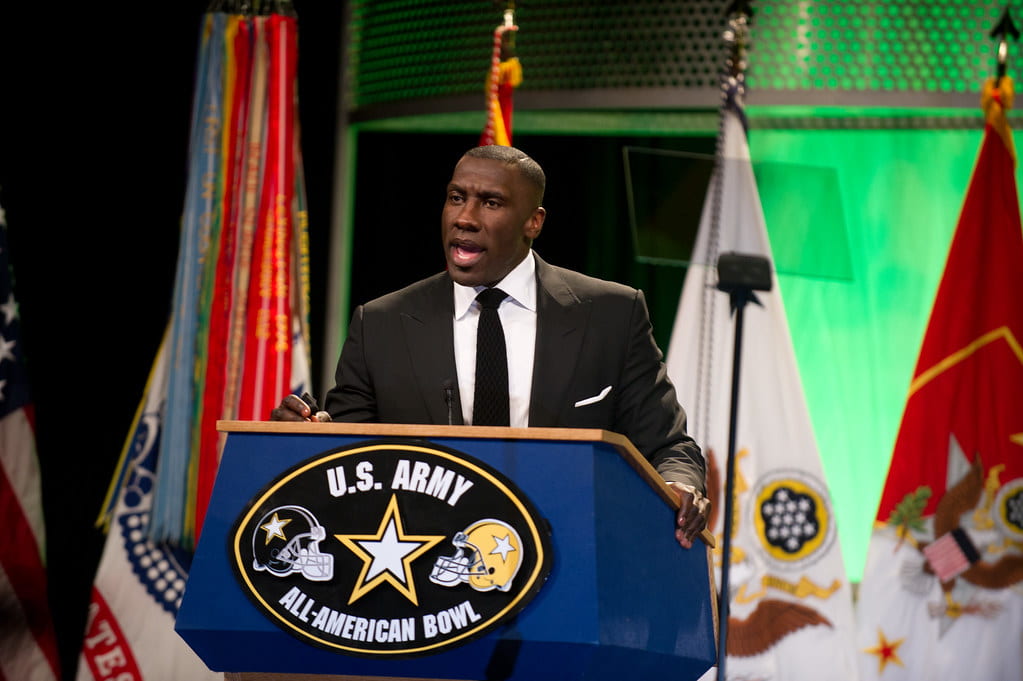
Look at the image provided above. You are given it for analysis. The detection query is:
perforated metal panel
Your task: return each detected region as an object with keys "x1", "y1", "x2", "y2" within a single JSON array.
[
  {"x1": 748, "y1": 1, "x2": 1003, "y2": 97},
  {"x1": 346, "y1": 0, "x2": 1016, "y2": 124},
  {"x1": 348, "y1": 0, "x2": 731, "y2": 111}
]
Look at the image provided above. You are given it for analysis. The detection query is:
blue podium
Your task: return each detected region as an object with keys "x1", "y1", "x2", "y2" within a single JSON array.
[{"x1": 176, "y1": 421, "x2": 717, "y2": 681}]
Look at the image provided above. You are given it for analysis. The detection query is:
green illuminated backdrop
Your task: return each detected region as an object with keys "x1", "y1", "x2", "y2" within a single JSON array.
[{"x1": 751, "y1": 127, "x2": 993, "y2": 582}]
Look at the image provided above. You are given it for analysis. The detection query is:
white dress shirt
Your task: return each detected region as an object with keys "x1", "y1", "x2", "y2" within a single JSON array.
[{"x1": 452, "y1": 250, "x2": 537, "y2": 427}]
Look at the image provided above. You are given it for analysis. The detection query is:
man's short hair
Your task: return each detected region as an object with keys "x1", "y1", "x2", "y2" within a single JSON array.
[{"x1": 463, "y1": 145, "x2": 546, "y2": 205}]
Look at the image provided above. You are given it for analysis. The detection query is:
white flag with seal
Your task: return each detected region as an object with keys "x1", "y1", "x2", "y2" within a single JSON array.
[{"x1": 666, "y1": 105, "x2": 859, "y2": 681}]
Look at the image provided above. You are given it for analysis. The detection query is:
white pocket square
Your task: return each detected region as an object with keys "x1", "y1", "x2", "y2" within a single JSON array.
[{"x1": 574, "y1": 385, "x2": 612, "y2": 407}]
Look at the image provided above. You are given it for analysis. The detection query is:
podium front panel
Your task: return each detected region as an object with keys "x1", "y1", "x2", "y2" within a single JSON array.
[{"x1": 176, "y1": 428, "x2": 715, "y2": 681}]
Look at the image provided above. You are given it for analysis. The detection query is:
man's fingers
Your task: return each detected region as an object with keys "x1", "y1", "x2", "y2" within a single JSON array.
[
  {"x1": 663, "y1": 483, "x2": 711, "y2": 549},
  {"x1": 677, "y1": 506, "x2": 704, "y2": 536},
  {"x1": 668, "y1": 483, "x2": 710, "y2": 549},
  {"x1": 270, "y1": 394, "x2": 313, "y2": 421},
  {"x1": 286, "y1": 393, "x2": 312, "y2": 415}
]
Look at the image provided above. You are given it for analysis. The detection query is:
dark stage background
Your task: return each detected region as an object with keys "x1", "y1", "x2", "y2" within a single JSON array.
[{"x1": 0, "y1": 4, "x2": 343, "y2": 677}]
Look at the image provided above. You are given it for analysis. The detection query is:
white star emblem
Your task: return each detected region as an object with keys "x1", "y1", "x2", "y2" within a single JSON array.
[
  {"x1": 359, "y1": 519, "x2": 421, "y2": 582},
  {"x1": 259, "y1": 512, "x2": 291, "y2": 545},
  {"x1": 489, "y1": 533, "x2": 517, "y2": 562},
  {"x1": 335, "y1": 494, "x2": 445, "y2": 606}
]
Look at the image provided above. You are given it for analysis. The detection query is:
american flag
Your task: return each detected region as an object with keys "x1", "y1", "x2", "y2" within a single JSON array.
[
  {"x1": 0, "y1": 202, "x2": 62, "y2": 680},
  {"x1": 923, "y1": 527, "x2": 980, "y2": 583}
]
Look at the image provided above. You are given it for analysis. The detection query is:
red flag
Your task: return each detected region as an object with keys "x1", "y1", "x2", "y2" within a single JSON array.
[
  {"x1": 236, "y1": 13, "x2": 299, "y2": 427},
  {"x1": 874, "y1": 83, "x2": 1023, "y2": 522},
  {"x1": 479, "y1": 13, "x2": 521, "y2": 147},
  {"x1": 0, "y1": 209, "x2": 61, "y2": 681},
  {"x1": 855, "y1": 76, "x2": 1023, "y2": 680}
]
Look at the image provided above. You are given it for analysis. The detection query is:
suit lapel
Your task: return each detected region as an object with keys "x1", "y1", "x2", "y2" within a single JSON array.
[
  {"x1": 530, "y1": 255, "x2": 590, "y2": 427},
  {"x1": 400, "y1": 274, "x2": 464, "y2": 425}
]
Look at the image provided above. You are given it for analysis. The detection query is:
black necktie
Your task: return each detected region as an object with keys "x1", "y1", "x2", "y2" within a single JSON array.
[{"x1": 473, "y1": 288, "x2": 510, "y2": 426}]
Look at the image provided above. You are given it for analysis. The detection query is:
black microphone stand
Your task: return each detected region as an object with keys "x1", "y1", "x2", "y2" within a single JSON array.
[{"x1": 714, "y1": 251, "x2": 771, "y2": 681}]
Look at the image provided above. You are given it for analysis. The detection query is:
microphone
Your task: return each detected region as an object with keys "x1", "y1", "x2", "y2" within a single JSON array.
[{"x1": 442, "y1": 379, "x2": 455, "y2": 425}]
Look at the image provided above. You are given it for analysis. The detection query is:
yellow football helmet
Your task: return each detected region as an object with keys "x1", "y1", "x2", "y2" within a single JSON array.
[{"x1": 430, "y1": 519, "x2": 523, "y2": 592}]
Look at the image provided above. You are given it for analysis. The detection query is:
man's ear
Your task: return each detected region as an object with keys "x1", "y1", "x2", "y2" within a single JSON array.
[{"x1": 525, "y1": 206, "x2": 546, "y2": 240}]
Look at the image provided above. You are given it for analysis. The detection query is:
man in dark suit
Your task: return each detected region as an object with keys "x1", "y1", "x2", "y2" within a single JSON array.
[{"x1": 272, "y1": 144, "x2": 709, "y2": 548}]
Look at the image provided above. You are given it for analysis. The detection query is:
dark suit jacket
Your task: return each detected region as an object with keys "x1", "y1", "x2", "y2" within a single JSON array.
[{"x1": 324, "y1": 252, "x2": 705, "y2": 491}]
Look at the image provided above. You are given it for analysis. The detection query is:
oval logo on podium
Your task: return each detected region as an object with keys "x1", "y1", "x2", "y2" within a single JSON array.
[{"x1": 229, "y1": 439, "x2": 553, "y2": 657}]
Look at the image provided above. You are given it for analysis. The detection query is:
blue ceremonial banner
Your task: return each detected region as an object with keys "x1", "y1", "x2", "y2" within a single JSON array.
[{"x1": 152, "y1": 12, "x2": 226, "y2": 547}]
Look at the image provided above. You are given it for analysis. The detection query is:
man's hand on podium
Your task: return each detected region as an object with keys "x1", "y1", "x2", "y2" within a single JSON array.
[
  {"x1": 667, "y1": 482, "x2": 711, "y2": 549},
  {"x1": 270, "y1": 393, "x2": 332, "y2": 423}
]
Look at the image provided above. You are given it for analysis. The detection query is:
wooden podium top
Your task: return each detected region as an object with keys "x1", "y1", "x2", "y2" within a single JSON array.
[
  {"x1": 218, "y1": 419, "x2": 625, "y2": 446},
  {"x1": 217, "y1": 420, "x2": 713, "y2": 547}
]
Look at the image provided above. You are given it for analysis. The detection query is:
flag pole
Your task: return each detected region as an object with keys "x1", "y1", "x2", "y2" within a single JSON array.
[
  {"x1": 713, "y1": 4, "x2": 765, "y2": 679},
  {"x1": 480, "y1": 1, "x2": 520, "y2": 146}
]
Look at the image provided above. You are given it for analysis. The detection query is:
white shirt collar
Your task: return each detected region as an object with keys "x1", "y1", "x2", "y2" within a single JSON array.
[{"x1": 453, "y1": 250, "x2": 537, "y2": 318}]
